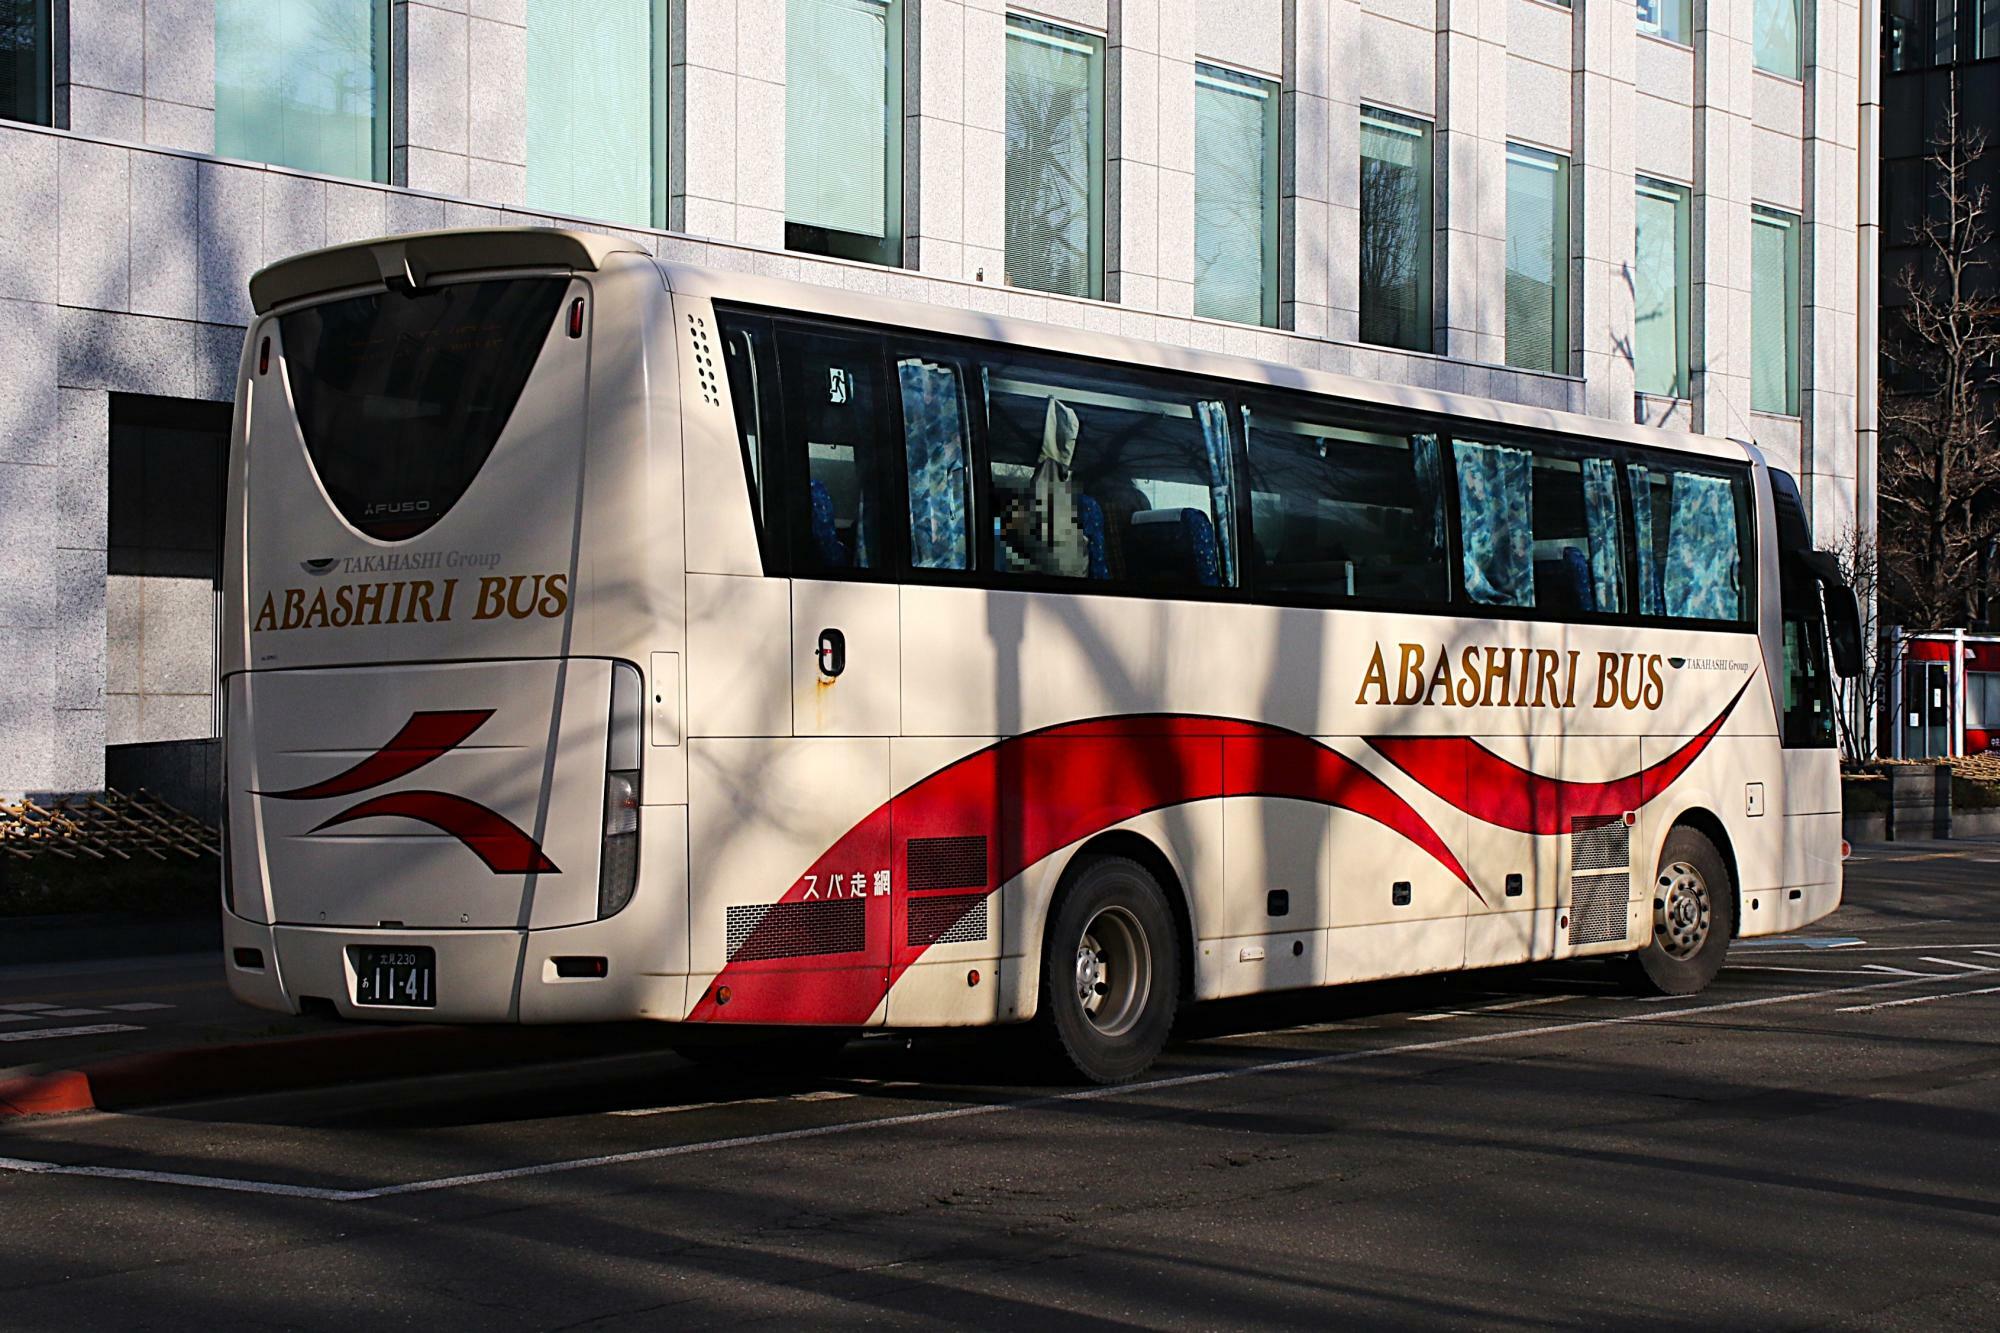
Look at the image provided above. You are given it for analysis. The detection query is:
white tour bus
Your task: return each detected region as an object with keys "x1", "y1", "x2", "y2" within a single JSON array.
[{"x1": 221, "y1": 228, "x2": 1861, "y2": 1082}]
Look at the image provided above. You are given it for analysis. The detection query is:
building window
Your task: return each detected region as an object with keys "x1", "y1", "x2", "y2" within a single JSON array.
[
  {"x1": 108, "y1": 396, "x2": 232, "y2": 746},
  {"x1": 1, "y1": 0, "x2": 50, "y2": 126},
  {"x1": 1504, "y1": 144, "x2": 1569, "y2": 374},
  {"x1": 1883, "y1": 0, "x2": 1962, "y2": 67},
  {"x1": 786, "y1": 0, "x2": 904, "y2": 267},
  {"x1": 1193, "y1": 64, "x2": 1278, "y2": 327},
  {"x1": 1637, "y1": 0, "x2": 1691, "y2": 44},
  {"x1": 526, "y1": 0, "x2": 666, "y2": 228},
  {"x1": 1359, "y1": 106, "x2": 1433, "y2": 353},
  {"x1": 1633, "y1": 176, "x2": 1690, "y2": 400},
  {"x1": 1005, "y1": 15, "x2": 1104, "y2": 299},
  {"x1": 1752, "y1": 206, "x2": 1801, "y2": 416},
  {"x1": 216, "y1": 0, "x2": 389, "y2": 182},
  {"x1": 1755, "y1": 0, "x2": 1804, "y2": 77}
]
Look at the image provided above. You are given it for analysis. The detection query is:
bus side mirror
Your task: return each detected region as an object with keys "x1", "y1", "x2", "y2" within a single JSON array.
[
  {"x1": 1823, "y1": 581, "x2": 1863, "y2": 679},
  {"x1": 1797, "y1": 549, "x2": 1864, "y2": 679}
]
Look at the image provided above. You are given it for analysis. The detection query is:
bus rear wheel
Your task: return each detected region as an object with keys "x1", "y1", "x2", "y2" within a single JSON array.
[
  {"x1": 1628, "y1": 825, "x2": 1734, "y2": 996},
  {"x1": 1039, "y1": 854, "x2": 1180, "y2": 1085}
]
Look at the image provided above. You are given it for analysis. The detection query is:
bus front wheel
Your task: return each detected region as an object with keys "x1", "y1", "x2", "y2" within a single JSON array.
[
  {"x1": 1629, "y1": 825, "x2": 1734, "y2": 995},
  {"x1": 1039, "y1": 854, "x2": 1180, "y2": 1085}
]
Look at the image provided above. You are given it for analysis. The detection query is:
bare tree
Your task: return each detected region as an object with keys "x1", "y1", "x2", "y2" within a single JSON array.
[
  {"x1": 1830, "y1": 525, "x2": 1887, "y2": 762},
  {"x1": 1879, "y1": 71, "x2": 2000, "y2": 631}
]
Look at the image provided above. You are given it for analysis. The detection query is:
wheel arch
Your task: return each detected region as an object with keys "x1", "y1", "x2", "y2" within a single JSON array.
[
  {"x1": 1065, "y1": 830, "x2": 1198, "y2": 1000},
  {"x1": 1659, "y1": 805, "x2": 1742, "y2": 938}
]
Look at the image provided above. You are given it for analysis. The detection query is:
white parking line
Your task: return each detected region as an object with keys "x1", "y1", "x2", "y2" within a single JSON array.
[
  {"x1": 0, "y1": 1024, "x2": 143, "y2": 1044},
  {"x1": 100, "y1": 1003, "x2": 174, "y2": 1013},
  {"x1": 1924, "y1": 957, "x2": 1997, "y2": 973},
  {"x1": 1408, "y1": 995, "x2": 1579, "y2": 1022},
  {"x1": 1838, "y1": 984, "x2": 2000, "y2": 1014},
  {"x1": 0, "y1": 967, "x2": 1976, "y2": 1205},
  {"x1": 0, "y1": 1003, "x2": 56, "y2": 1012},
  {"x1": 610, "y1": 1089, "x2": 859, "y2": 1119}
]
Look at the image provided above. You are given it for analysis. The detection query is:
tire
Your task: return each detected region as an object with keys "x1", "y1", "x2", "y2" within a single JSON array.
[
  {"x1": 671, "y1": 1028, "x2": 854, "y2": 1074},
  {"x1": 1038, "y1": 854, "x2": 1180, "y2": 1085},
  {"x1": 1629, "y1": 825, "x2": 1735, "y2": 996}
]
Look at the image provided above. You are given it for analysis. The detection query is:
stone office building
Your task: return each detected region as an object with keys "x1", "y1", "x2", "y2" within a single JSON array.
[{"x1": 0, "y1": 0, "x2": 1876, "y2": 800}]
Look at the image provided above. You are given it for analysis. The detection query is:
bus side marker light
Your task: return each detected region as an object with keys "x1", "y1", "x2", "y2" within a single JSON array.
[
  {"x1": 714, "y1": 986, "x2": 731, "y2": 1006},
  {"x1": 967, "y1": 970, "x2": 980, "y2": 988}
]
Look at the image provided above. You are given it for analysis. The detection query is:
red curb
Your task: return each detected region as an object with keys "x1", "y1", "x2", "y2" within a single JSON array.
[{"x1": 0, "y1": 1022, "x2": 662, "y2": 1118}]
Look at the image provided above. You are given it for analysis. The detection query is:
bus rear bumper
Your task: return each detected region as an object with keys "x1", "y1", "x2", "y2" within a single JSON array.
[{"x1": 222, "y1": 914, "x2": 687, "y2": 1024}]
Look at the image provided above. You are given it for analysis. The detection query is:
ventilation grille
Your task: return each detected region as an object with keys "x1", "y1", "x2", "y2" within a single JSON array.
[
  {"x1": 906, "y1": 835, "x2": 988, "y2": 891},
  {"x1": 908, "y1": 894, "x2": 989, "y2": 948},
  {"x1": 1569, "y1": 873, "x2": 1629, "y2": 945},
  {"x1": 688, "y1": 313, "x2": 719, "y2": 408},
  {"x1": 726, "y1": 900, "x2": 865, "y2": 962},
  {"x1": 1571, "y1": 817, "x2": 1630, "y2": 873}
]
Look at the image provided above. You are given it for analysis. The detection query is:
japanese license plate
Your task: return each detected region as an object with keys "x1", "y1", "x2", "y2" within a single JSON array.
[{"x1": 351, "y1": 946, "x2": 437, "y2": 1008}]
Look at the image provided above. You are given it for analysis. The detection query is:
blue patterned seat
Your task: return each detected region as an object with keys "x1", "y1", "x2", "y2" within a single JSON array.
[
  {"x1": 1076, "y1": 494, "x2": 1109, "y2": 580},
  {"x1": 808, "y1": 477, "x2": 848, "y2": 568}
]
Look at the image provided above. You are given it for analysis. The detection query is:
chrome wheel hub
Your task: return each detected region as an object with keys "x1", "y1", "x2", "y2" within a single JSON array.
[
  {"x1": 1654, "y1": 860, "x2": 1711, "y2": 960},
  {"x1": 1072, "y1": 905, "x2": 1152, "y2": 1039}
]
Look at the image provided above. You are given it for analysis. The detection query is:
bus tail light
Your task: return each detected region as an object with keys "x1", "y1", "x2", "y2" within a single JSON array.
[{"x1": 598, "y1": 662, "x2": 643, "y2": 919}]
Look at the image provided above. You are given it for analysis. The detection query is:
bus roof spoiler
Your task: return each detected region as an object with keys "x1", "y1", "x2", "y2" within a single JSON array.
[{"x1": 248, "y1": 227, "x2": 649, "y2": 315}]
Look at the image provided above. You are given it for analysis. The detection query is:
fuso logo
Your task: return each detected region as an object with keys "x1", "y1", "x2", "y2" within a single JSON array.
[{"x1": 256, "y1": 711, "x2": 559, "y2": 874}]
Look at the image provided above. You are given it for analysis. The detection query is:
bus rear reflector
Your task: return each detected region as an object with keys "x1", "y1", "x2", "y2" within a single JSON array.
[{"x1": 567, "y1": 297, "x2": 585, "y2": 338}]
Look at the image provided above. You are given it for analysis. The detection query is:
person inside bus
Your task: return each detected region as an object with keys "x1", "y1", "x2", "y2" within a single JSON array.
[{"x1": 998, "y1": 397, "x2": 1095, "y2": 579}]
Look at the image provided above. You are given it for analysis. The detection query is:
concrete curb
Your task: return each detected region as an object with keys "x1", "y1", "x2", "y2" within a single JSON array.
[{"x1": 0, "y1": 1022, "x2": 662, "y2": 1118}]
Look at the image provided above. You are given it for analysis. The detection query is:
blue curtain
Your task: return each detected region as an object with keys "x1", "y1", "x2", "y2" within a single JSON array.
[
  {"x1": 1198, "y1": 400, "x2": 1236, "y2": 586},
  {"x1": 1583, "y1": 457, "x2": 1623, "y2": 613},
  {"x1": 1628, "y1": 462, "x2": 1661, "y2": 614},
  {"x1": 1664, "y1": 472, "x2": 1740, "y2": 619},
  {"x1": 899, "y1": 359, "x2": 970, "y2": 570},
  {"x1": 1454, "y1": 440, "x2": 1534, "y2": 606},
  {"x1": 1411, "y1": 432, "x2": 1446, "y2": 556}
]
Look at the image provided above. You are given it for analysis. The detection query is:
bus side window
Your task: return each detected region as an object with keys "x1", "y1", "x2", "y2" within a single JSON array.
[
  {"x1": 978, "y1": 350, "x2": 1236, "y2": 592},
  {"x1": 1627, "y1": 462, "x2": 1748, "y2": 622},
  {"x1": 717, "y1": 313, "x2": 779, "y2": 554},
  {"x1": 1241, "y1": 405, "x2": 1450, "y2": 604},
  {"x1": 774, "y1": 326, "x2": 892, "y2": 574},
  {"x1": 896, "y1": 355, "x2": 973, "y2": 572}
]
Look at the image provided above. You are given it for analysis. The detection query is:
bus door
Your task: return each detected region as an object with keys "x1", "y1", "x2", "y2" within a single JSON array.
[{"x1": 684, "y1": 320, "x2": 898, "y2": 1026}]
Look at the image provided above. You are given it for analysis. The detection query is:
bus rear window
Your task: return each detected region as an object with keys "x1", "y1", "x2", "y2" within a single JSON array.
[{"x1": 278, "y1": 278, "x2": 569, "y2": 541}]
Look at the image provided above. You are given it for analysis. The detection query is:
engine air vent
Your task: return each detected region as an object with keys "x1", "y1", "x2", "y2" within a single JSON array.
[
  {"x1": 1568, "y1": 873, "x2": 1628, "y2": 945},
  {"x1": 906, "y1": 835, "x2": 988, "y2": 891},
  {"x1": 1571, "y1": 815, "x2": 1630, "y2": 872},
  {"x1": 908, "y1": 893, "x2": 989, "y2": 947},
  {"x1": 726, "y1": 899, "x2": 865, "y2": 962}
]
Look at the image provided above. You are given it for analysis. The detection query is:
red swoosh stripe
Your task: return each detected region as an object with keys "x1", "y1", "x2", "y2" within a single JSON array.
[
  {"x1": 312, "y1": 791, "x2": 560, "y2": 874},
  {"x1": 1366, "y1": 675, "x2": 1756, "y2": 835},
  {"x1": 259, "y1": 710, "x2": 495, "y2": 801},
  {"x1": 693, "y1": 715, "x2": 1473, "y2": 1027}
]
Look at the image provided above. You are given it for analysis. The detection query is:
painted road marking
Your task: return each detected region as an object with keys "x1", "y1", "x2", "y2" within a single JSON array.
[
  {"x1": 37, "y1": 1009, "x2": 108, "y2": 1019},
  {"x1": 0, "y1": 1004, "x2": 56, "y2": 1012},
  {"x1": 1978, "y1": 952, "x2": 2000, "y2": 962},
  {"x1": 1924, "y1": 957, "x2": 1997, "y2": 973},
  {"x1": 1863, "y1": 964, "x2": 1934, "y2": 976},
  {"x1": 1838, "y1": 984, "x2": 2000, "y2": 1014},
  {"x1": 100, "y1": 1003, "x2": 174, "y2": 1013},
  {"x1": 0, "y1": 1024, "x2": 143, "y2": 1044},
  {"x1": 1728, "y1": 965, "x2": 1888, "y2": 976},
  {"x1": 611, "y1": 1089, "x2": 860, "y2": 1119},
  {"x1": 1734, "y1": 936, "x2": 1864, "y2": 950},
  {"x1": 1408, "y1": 995, "x2": 1579, "y2": 1022},
  {"x1": 0, "y1": 968, "x2": 1980, "y2": 1205}
]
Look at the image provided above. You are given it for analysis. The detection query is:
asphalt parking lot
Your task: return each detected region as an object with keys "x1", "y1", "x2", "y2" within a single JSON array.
[{"x1": 2, "y1": 843, "x2": 1998, "y2": 1329}]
